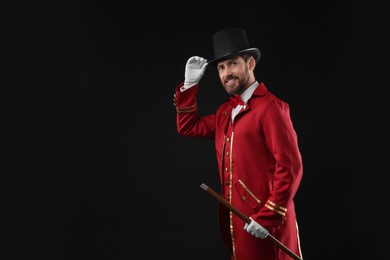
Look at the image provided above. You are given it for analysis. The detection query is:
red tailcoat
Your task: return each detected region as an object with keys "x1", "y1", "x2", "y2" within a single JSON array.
[{"x1": 175, "y1": 82, "x2": 303, "y2": 260}]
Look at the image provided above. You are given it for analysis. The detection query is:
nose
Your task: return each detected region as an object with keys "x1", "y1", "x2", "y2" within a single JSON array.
[{"x1": 220, "y1": 68, "x2": 232, "y2": 80}]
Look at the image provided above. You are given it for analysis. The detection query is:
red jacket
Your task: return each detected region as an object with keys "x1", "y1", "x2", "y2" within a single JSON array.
[{"x1": 175, "y1": 82, "x2": 303, "y2": 260}]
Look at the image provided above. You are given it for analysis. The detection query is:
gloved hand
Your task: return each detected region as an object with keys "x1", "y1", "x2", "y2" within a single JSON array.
[
  {"x1": 244, "y1": 217, "x2": 269, "y2": 239},
  {"x1": 183, "y1": 56, "x2": 208, "y2": 89}
]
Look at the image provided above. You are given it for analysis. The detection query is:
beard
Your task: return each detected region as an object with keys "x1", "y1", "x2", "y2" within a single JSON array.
[{"x1": 222, "y1": 74, "x2": 251, "y2": 95}]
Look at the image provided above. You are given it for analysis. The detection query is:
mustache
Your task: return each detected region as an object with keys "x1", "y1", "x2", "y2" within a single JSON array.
[{"x1": 224, "y1": 75, "x2": 238, "y2": 82}]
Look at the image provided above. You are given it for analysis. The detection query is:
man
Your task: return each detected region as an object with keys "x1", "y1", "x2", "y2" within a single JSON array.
[{"x1": 173, "y1": 27, "x2": 303, "y2": 260}]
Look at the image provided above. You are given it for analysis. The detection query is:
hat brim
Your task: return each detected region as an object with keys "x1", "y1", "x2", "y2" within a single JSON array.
[{"x1": 207, "y1": 48, "x2": 261, "y2": 66}]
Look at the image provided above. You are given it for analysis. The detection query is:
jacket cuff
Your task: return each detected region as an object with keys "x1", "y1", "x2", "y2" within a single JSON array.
[{"x1": 174, "y1": 82, "x2": 199, "y2": 113}]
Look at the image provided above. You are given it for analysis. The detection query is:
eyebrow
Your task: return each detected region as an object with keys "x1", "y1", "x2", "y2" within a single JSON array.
[{"x1": 218, "y1": 56, "x2": 240, "y2": 68}]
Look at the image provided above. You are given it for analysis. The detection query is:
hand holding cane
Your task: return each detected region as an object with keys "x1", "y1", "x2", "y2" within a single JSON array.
[{"x1": 200, "y1": 183, "x2": 302, "y2": 260}]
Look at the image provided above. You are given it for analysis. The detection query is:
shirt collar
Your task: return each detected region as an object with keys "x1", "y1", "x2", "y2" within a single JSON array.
[{"x1": 240, "y1": 81, "x2": 259, "y2": 103}]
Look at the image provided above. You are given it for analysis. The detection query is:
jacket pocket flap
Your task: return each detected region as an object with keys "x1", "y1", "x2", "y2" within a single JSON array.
[{"x1": 234, "y1": 180, "x2": 262, "y2": 210}]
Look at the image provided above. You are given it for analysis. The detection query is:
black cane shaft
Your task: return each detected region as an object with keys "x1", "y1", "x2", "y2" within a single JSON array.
[{"x1": 200, "y1": 183, "x2": 302, "y2": 260}]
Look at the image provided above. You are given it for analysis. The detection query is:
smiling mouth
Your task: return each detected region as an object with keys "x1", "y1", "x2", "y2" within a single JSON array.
[{"x1": 225, "y1": 77, "x2": 237, "y2": 84}]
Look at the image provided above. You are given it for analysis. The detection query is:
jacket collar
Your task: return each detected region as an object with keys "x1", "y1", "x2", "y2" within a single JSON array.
[{"x1": 251, "y1": 81, "x2": 268, "y2": 98}]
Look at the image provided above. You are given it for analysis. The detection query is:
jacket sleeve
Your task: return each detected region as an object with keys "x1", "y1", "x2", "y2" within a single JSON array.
[
  {"x1": 252, "y1": 98, "x2": 303, "y2": 229},
  {"x1": 174, "y1": 82, "x2": 216, "y2": 139}
]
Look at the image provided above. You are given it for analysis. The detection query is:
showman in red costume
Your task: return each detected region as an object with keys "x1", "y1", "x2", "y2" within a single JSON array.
[{"x1": 173, "y1": 27, "x2": 304, "y2": 260}]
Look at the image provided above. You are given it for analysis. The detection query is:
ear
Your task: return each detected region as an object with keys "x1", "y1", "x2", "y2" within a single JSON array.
[{"x1": 248, "y1": 56, "x2": 256, "y2": 70}]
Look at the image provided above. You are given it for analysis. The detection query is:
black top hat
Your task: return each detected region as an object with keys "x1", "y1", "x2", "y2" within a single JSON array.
[{"x1": 208, "y1": 27, "x2": 261, "y2": 66}]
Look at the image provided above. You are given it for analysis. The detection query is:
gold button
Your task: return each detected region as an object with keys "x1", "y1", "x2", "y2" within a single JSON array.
[
  {"x1": 225, "y1": 167, "x2": 228, "y2": 172},
  {"x1": 226, "y1": 152, "x2": 229, "y2": 156},
  {"x1": 241, "y1": 195, "x2": 247, "y2": 201}
]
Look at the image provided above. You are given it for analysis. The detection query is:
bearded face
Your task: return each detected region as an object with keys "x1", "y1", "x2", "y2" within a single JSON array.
[{"x1": 217, "y1": 56, "x2": 253, "y2": 95}]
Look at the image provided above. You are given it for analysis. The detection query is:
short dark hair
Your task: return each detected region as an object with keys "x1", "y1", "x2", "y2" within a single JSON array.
[{"x1": 240, "y1": 53, "x2": 253, "y2": 62}]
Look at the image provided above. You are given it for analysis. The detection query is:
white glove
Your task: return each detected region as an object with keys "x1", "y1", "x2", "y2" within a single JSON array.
[
  {"x1": 244, "y1": 217, "x2": 269, "y2": 239},
  {"x1": 183, "y1": 56, "x2": 208, "y2": 89}
]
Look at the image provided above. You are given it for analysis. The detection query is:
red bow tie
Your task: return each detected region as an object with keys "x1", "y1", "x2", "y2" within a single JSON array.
[{"x1": 229, "y1": 95, "x2": 244, "y2": 108}]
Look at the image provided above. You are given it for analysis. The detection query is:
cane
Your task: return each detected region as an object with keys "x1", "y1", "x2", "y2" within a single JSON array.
[{"x1": 200, "y1": 183, "x2": 302, "y2": 260}]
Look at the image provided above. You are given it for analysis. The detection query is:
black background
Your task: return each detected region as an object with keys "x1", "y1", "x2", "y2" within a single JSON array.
[{"x1": 11, "y1": 0, "x2": 382, "y2": 259}]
